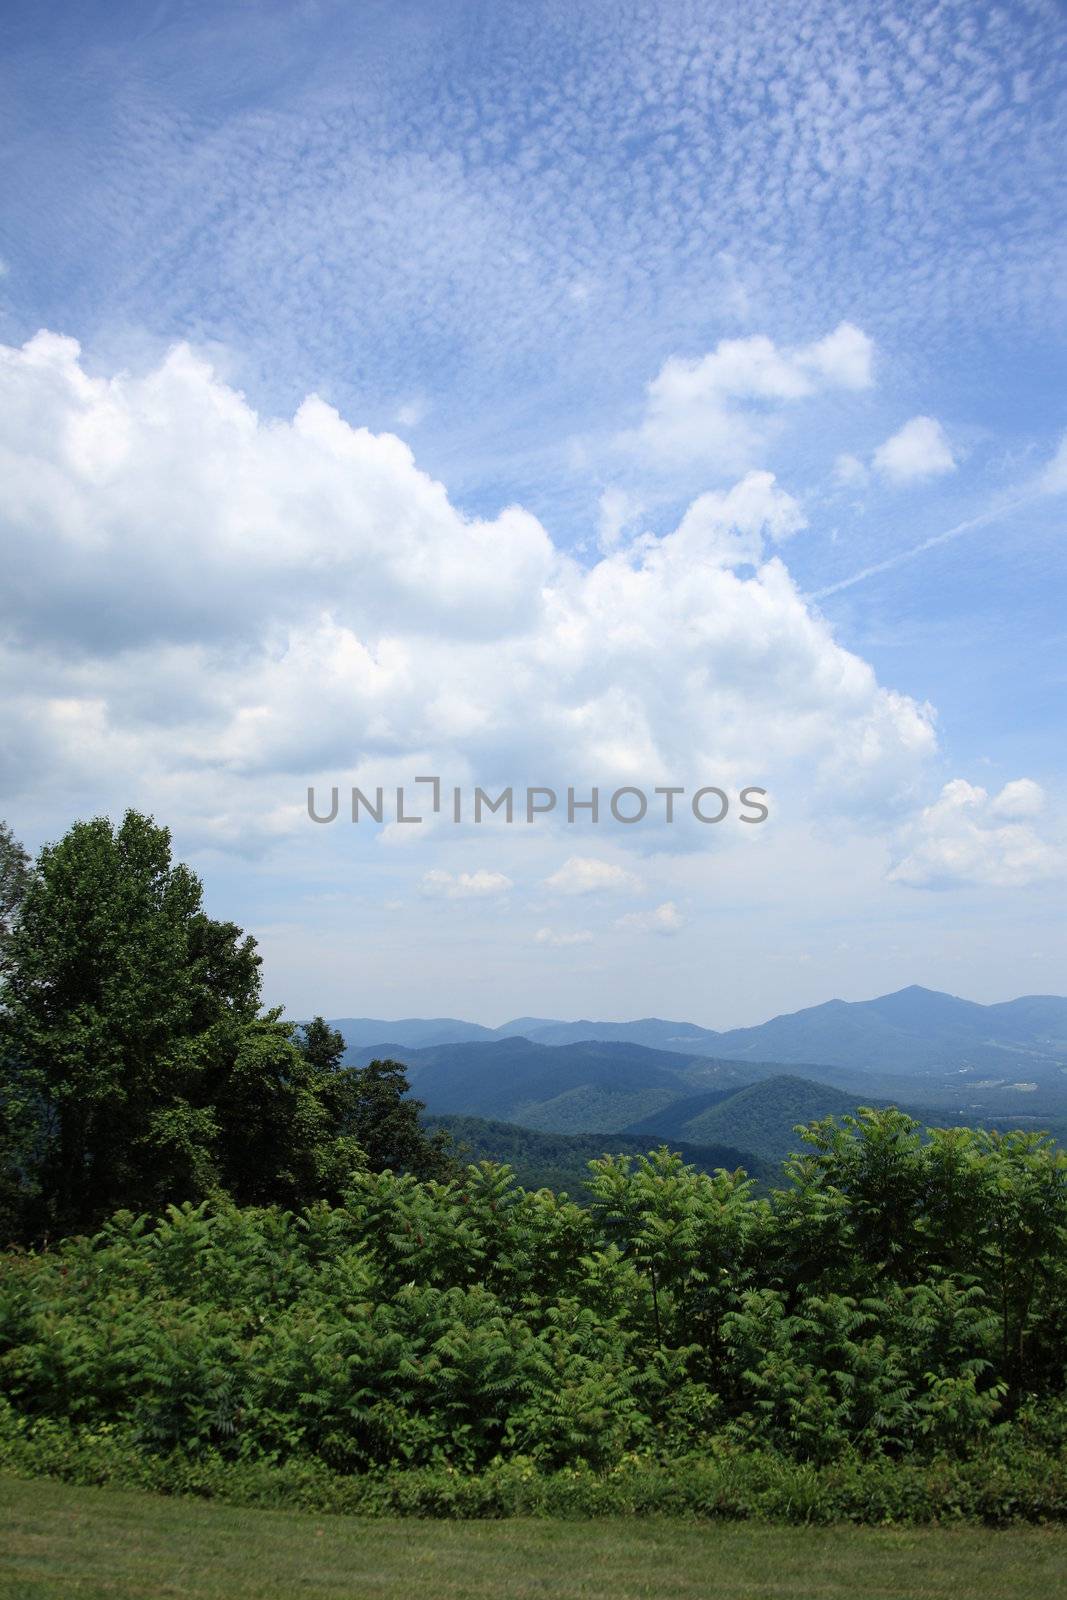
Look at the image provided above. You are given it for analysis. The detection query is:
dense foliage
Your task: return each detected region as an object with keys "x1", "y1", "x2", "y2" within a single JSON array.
[
  {"x1": 424, "y1": 1113, "x2": 774, "y2": 1194},
  {"x1": 0, "y1": 812, "x2": 450, "y2": 1240},
  {"x1": 2, "y1": 1113, "x2": 1066, "y2": 1506},
  {"x1": 0, "y1": 820, "x2": 31, "y2": 985}
]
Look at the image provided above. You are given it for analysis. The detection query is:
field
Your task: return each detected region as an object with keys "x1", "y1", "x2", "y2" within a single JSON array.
[{"x1": 2, "y1": 1476, "x2": 1066, "y2": 1600}]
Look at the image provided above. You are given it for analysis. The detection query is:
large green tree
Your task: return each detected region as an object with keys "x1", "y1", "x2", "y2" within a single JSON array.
[
  {"x1": 288, "y1": 1020, "x2": 455, "y2": 1181},
  {"x1": 339, "y1": 1055, "x2": 455, "y2": 1180},
  {"x1": 0, "y1": 812, "x2": 358, "y2": 1237}
]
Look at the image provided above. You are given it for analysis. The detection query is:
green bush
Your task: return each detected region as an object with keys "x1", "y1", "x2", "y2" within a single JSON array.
[
  {"x1": 2, "y1": 1115, "x2": 1067, "y2": 1519},
  {"x1": 2, "y1": 1403, "x2": 1066, "y2": 1524}
]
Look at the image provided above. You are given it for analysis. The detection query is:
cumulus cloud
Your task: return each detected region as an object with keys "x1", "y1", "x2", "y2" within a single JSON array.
[
  {"x1": 420, "y1": 868, "x2": 513, "y2": 898},
  {"x1": 0, "y1": 334, "x2": 939, "y2": 858},
  {"x1": 543, "y1": 857, "x2": 642, "y2": 895},
  {"x1": 873, "y1": 416, "x2": 956, "y2": 484},
  {"x1": 989, "y1": 778, "x2": 1047, "y2": 820},
  {"x1": 664, "y1": 471, "x2": 806, "y2": 567},
  {"x1": 801, "y1": 324, "x2": 876, "y2": 389},
  {"x1": 0, "y1": 332, "x2": 556, "y2": 651},
  {"x1": 889, "y1": 779, "x2": 1063, "y2": 888},
  {"x1": 616, "y1": 901, "x2": 685, "y2": 935},
  {"x1": 628, "y1": 323, "x2": 874, "y2": 471},
  {"x1": 533, "y1": 927, "x2": 594, "y2": 947}
]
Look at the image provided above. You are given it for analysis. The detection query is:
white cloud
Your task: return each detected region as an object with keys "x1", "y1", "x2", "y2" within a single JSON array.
[
  {"x1": 1038, "y1": 431, "x2": 1067, "y2": 494},
  {"x1": 833, "y1": 452, "x2": 868, "y2": 486},
  {"x1": 989, "y1": 778, "x2": 1047, "y2": 820},
  {"x1": 4, "y1": 0, "x2": 1054, "y2": 484},
  {"x1": 629, "y1": 323, "x2": 874, "y2": 470},
  {"x1": 799, "y1": 324, "x2": 875, "y2": 390},
  {"x1": 889, "y1": 779, "x2": 1063, "y2": 888},
  {"x1": 543, "y1": 857, "x2": 643, "y2": 895},
  {"x1": 533, "y1": 927, "x2": 594, "y2": 946},
  {"x1": 0, "y1": 334, "x2": 939, "y2": 861},
  {"x1": 420, "y1": 868, "x2": 513, "y2": 898},
  {"x1": 664, "y1": 471, "x2": 806, "y2": 568},
  {"x1": 616, "y1": 901, "x2": 685, "y2": 935},
  {"x1": 0, "y1": 332, "x2": 556, "y2": 650},
  {"x1": 873, "y1": 415, "x2": 956, "y2": 484}
]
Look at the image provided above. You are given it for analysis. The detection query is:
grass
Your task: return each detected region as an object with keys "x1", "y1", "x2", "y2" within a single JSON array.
[{"x1": 2, "y1": 1475, "x2": 1067, "y2": 1599}]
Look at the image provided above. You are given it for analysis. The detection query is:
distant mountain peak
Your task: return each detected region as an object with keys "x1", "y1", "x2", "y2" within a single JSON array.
[{"x1": 327, "y1": 986, "x2": 1067, "y2": 1086}]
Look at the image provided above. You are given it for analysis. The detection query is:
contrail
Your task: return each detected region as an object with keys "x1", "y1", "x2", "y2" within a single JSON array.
[{"x1": 809, "y1": 493, "x2": 1038, "y2": 601}]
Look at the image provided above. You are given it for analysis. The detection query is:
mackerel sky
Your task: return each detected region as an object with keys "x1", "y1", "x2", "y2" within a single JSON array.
[{"x1": 0, "y1": 0, "x2": 1064, "y2": 1025}]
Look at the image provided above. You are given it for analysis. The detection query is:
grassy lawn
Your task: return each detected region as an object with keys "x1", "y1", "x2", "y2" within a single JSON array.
[{"x1": 2, "y1": 1475, "x2": 1066, "y2": 1600}]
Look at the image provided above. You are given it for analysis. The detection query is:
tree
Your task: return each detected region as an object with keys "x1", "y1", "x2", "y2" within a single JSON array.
[
  {"x1": 0, "y1": 820, "x2": 32, "y2": 983},
  {"x1": 207, "y1": 1014, "x2": 362, "y2": 1208},
  {"x1": 342, "y1": 1057, "x2": 455, "y2": 1180},
  {"x1": 0, "y1": 821, "x2": 35, "y2": 1232},
  {"x1": 290, "y1": 1022, "x2": 455, "y2": 1180},
  {"x1": 295, "y1": 1016, "x2": 346, "y2": 1074},
  {"x1": 0, "y1": 811, "x2": 253, "y2": 1233},
  {"x1": 0, "y1": 813, "x2": 360, "y2": 1238}
]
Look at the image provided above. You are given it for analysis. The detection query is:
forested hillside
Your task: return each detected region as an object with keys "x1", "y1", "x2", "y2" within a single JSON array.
[
  {"x1": 422, "y1": 1113, "x2": 775, "y2": 1192},
  {"x1": 339, "y1": 1004, "x2": 1067, "y2": 1140},
  {"x1": 352, "y1": 1038, "x2": 703, "y2": 1133},
  {"x1": 350, "y1": 1035, "x2": 1066, "y2": 1165},
  {"x1": 624, "y1": 1076, "x2": 882, "y2": 1163}
]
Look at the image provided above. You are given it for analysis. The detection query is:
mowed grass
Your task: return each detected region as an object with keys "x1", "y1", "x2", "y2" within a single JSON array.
[{"x1": 2, "y1": 1475, "x2": 1066, "y2": 1600}]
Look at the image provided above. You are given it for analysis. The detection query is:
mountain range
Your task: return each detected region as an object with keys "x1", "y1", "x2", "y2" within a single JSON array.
[
  {"x1": 328, "y1": 986, "x2": 1067, "y2": 1174},
  {"x1": 332, "y1": 986, "x2": 1067, "y2": 1079}
]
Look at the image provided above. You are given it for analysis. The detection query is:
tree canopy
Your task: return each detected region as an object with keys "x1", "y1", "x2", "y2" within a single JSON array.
[
  {"x1": 0, "y1": 811, "x2": 450, "y2": 1239},
  {"x1": 0, "y1": 820, "x2": 31, "y2": 984}
]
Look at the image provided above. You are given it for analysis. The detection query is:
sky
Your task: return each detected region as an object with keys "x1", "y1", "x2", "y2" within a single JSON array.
[{"x1": 0, "y1": 0, "x2": 1064, "y2": 1027}]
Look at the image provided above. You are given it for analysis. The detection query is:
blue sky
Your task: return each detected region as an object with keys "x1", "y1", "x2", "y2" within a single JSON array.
[{"x1": 0, "y1": 0, "x2": 1064, "y2": 1024}]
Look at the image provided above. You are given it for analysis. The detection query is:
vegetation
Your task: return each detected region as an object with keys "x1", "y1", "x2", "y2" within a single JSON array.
[
  {"x1": 2, "y1": 1113, "x2": 1067, "y2": 1513},
  {"x1": 368, "y1": 1036, "x2": 703, "y2": 1134},
  {"x1": 333, "y1": 997, "x2": 1067, "y2": 1120},
  {"x1": 2, "y1": 810, "x2": 1067, "y2": 1530},
  {"x1": 0, "y1": 812, "x2": 451, "y2": 1241},
  {"x1": 423, "y1": 1113, "x2": 774, "y2": 1193},
  {"x1": 625, "y1": 1074, "x2": 879, "y2": 1161},
  {"x1": 0, "y1": 820, "x2": 31, "y2": 984},
  {"x1": 6, "y1": 1479, "x2": 1066, "y2": 1600}
]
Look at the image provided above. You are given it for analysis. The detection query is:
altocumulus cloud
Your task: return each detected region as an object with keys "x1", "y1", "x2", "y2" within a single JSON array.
[{"x1": 0, "y1": 331, "x2": 948, "y2": 863}]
